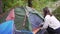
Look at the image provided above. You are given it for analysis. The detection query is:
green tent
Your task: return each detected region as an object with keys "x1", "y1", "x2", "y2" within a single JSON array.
[{"x1": 0, "y1": 6, "x2": 44, "y2": 32}]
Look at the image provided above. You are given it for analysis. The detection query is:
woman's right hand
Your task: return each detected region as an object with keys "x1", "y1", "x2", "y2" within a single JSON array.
[{"x1": 33, "y1": 27, "x2": 43, "y2": 34}]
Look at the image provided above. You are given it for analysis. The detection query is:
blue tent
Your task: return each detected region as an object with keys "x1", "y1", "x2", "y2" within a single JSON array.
[
  {"x1": 0, "y1": 20, "x2": 14, "y2": 34},
  {"x1": 0, "y1": 20, "x2": 33, "y2": 34}
]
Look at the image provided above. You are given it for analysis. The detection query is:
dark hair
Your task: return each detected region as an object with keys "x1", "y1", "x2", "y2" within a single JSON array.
[{"x1": 43, "y1": 7, "x2": 52, "y2": 18}]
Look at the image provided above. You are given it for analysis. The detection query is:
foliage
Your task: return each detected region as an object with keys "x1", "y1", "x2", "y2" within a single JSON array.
[
  {"x1": 32, "y1": 0, "x2": 49, "y2": 11},
  {"x1": 1, "y1": 0, "x2": 60, "y2": 21},
  {"x1": 2, "y1": 0, "x2": 58, "y2": 12},
  {"x1": 50, "y1": 0, "x2": 58, "y2": 2},
  {"x1": 53, "y1": 6, "x2": 60, "y2": 21},
  {"x1": 2, "y1": 0, "x2": 27, "y2": 12}
]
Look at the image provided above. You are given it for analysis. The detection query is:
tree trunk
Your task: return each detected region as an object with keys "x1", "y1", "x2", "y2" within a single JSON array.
[
  {"x1": 28, "y1": 0, "x2": 32, "y2": 7},
  {"x1": 0, "y1": 0, "x2": 3, "y2": 14}
]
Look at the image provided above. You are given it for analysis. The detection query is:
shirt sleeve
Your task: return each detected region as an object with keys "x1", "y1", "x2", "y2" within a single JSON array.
[{"x1": 42, "y1": 16, "x2": 50, "y2": 29}]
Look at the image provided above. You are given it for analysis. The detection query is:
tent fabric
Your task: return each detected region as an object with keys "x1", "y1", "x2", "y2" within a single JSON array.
[
  {"x1": 0, "y1": 20, "x2": 33, "y2": 34},
  {"x1": 14, "y1": 6, "x2": 44, "y2": 31},
  {"x1": 0, "y1": 20, "x2": 14, "y2": 34},
  {"x1": 15, "y1": 30, "x2": 33, "y2": 34},
  {"x1": 6, "y1": 9, "x2": 15, "y2": 21},
  {"x1": 28, "y1": 13, "x2": 43, "y2": 30},
  {"x1": 14, "y1": 7, "x2": 30, "y2": 31},
  {"x1": 0, "y1": 6, "x2": 44, "y2": 33},
  {"x1": 25, "y1": 6, "x2": 44, "y2": 31},
  {"x1": 25, "y1": 6, "x2": 44, "y2": 20}
]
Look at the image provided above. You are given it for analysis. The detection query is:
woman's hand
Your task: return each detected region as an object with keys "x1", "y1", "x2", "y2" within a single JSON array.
[{"x1": 33, "y1": 27, "x2": 43, "y2": 34}]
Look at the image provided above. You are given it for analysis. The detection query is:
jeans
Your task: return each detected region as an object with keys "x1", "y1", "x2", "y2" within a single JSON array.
[{"x1": 47, "y1": 27, "x2": 60, "y2": 34}]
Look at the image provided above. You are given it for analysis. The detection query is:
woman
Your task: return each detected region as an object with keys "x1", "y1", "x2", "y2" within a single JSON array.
[{"x1": 42, "y1": 7, "x2": 60, "y2": 34}]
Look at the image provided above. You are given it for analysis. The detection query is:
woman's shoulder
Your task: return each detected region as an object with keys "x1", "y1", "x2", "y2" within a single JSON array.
[
  {"x1": 45, "y1": 15, "x2": 51, "y2": 18},
  {"x1": 45, "y1": 15, "x2": 51, "y2": 20}
]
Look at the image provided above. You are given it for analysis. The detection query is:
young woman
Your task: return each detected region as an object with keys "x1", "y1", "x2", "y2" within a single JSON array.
[{"x1": 42, "y1": 7, "x2": 60, "y2": 34}]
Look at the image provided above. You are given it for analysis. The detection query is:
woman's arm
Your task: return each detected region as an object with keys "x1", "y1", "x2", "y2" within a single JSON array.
[{"x1": 42, "y1": 16, "x2": 50, "y2": 29}]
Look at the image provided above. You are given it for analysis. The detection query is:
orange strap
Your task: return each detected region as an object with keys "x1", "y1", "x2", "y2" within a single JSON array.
[{"x1": 33, "y1": 28, "x2": 41, "y2": 34}]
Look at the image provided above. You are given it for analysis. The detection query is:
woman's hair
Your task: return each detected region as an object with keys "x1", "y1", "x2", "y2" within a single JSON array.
[{"x1": 43, "y1": 7, "x2": 52, "y2": 18}]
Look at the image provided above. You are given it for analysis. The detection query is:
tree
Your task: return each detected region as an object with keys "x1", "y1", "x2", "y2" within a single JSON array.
[
  {"x1": 0, "y1": 0, "x2": 3, "y2": 14},
  {"x1": 2, "y1": 0, "x2": 58, "y2": 12},
  {"x1": 28, "y1": 0, "x2": 32, "y2": 7}
]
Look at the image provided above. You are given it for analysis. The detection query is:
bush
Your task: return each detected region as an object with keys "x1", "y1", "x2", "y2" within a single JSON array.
[{"x1": 52, "y1": 6, "x2": 60, "y2": 21}]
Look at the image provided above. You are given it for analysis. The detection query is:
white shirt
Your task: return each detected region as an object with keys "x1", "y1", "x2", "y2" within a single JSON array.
[{"x1": 43, "y1": 15, "x2": 60, "y2": 30}]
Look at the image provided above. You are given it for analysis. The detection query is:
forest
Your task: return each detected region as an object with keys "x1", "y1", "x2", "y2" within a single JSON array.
[{"x1": 0, "y1": 0, "x2": 60, "y2": 20}]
